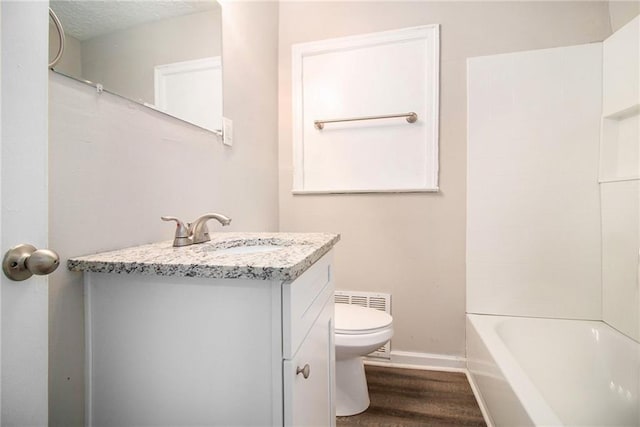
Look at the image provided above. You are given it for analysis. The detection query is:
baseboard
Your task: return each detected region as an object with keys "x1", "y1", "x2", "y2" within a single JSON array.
[
  {"x1": 365, "y1": 350, "x2": 466, "y2": 372},
  {"x1": 364, "y1": 351, "x2": 491, "y2": 426},
  {"x1": 465, "y1": 370, "x2": 495, "y2": 427}
]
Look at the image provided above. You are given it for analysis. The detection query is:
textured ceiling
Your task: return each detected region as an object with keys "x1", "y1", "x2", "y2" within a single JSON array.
[{"x1": 50, "y1": 1, "x2": 219, "y2": 41}]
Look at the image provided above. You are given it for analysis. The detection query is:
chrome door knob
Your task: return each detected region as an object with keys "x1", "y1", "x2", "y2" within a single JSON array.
[{"x1": 3, "y1": 244, "x2": 60, "y2": 281}]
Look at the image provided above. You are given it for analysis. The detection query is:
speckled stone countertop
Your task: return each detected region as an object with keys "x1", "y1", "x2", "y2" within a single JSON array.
[{"x1": 68, "y1": 232, "x2": 340, "y2": 281}]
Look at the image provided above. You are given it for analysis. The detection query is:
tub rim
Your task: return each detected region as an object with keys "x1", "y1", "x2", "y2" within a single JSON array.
[{"x1": 467, "y1": 313, "x2": 563, "y2": 426}]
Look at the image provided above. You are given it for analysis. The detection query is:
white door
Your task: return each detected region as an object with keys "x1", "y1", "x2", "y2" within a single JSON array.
[{"x1": 1, "y1": 2, "x2": 50, "y2": 425}]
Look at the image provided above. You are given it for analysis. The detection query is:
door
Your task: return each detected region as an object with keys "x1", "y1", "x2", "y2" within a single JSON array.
[
  {"x1": 1, "y1": 2, "x2": 50, "y2": 425},
  {"x1": 283, "y1": 296, "x2": 336, "y2": 427}
]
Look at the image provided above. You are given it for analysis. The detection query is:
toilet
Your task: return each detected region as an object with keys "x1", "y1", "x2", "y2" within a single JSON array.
[{"x1": 334, "y1": 303, "x2": 394, "y2": 416}]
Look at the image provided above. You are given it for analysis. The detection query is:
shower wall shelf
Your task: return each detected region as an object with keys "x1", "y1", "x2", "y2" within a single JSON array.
[
  {"x1": 603, "y1": 104, "x2": 640, "y2": 120},
  {"x1": 599, "y1": 103, "x2": 639, "y2": 183},
  {"x1": 599, "y1": 16, "x2": 639, "y2": 184},
  {"x1": 599, "y1": 105, "x2": 639, "y2": 183}
]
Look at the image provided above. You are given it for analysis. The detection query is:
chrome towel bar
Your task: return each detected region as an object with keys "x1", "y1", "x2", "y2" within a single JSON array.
[{"x1": 314, "y1": 112, "x2": 417, "y2": 130}]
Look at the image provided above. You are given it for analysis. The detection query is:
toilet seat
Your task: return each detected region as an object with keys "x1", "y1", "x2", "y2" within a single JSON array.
[{"x1": 335, "y1": 303, "x2": 392, "y2": 335}]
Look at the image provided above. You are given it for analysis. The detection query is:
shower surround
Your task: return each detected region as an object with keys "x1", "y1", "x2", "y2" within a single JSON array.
[{"x1": 466, "y1": 16, "x2": 640, "y2": 426}]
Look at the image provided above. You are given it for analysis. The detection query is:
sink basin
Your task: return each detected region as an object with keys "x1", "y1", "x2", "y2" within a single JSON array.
[{"x1": 213, "y1": 245, "x2": 285, "y2": 255}]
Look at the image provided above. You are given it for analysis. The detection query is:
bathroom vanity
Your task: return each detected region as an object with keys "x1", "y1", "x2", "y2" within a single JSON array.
[{"x1": 68, "y1": 232, "x2": 339, "y2": 426}]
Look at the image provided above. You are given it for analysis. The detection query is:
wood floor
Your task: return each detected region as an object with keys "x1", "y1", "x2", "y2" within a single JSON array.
[{"x1": 336, "y1": 365, "x2": 487, "y2": 427}]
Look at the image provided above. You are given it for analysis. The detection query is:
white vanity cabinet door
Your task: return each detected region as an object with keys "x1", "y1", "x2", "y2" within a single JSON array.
[
  {"x1": 85, "y1": 274, "x2": 284, "y2": 427},
  {"x1": 284, "y1": 295, "x2": 336, "y2": 427},
  {"x1": 283, "y1": 252, "x2": 333, "y2": 359}
]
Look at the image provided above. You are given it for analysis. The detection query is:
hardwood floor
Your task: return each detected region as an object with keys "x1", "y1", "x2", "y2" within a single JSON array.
[{"x1": 336, "y1": 365, "x2": 487, "y2": 427}]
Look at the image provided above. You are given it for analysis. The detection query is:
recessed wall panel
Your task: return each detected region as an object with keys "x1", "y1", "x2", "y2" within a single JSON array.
[{"x1": 292, "y1": 26, "x2": 439, "y2": 193}]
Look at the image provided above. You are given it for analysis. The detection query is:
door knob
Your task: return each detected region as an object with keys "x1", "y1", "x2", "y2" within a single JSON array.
[{"x1": 3, "y1": 244, "x2": 60, "y2": 281}]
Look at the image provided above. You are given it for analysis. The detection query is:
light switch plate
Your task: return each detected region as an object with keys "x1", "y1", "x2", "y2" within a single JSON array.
[{"x1": 223, "y1": 117, "x2": 233, "y2": 146}]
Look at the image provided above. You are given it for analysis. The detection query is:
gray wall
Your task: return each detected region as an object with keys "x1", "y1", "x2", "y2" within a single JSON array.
[
  {"x1": 48, "y1": 2, "x2": 279, "y2": 426},
  {"x1": 278, "y1": 1, "x2": 612, "y2": 359},
  {"x1": 48, "y1": 28, "x2": 81, "y2": 77},
  {"x1": 609, "y1": 0, "x2": 640, "y2": 31},
  {"x1": 81, "y1": 8, "x2": 221, "y2": 106}
]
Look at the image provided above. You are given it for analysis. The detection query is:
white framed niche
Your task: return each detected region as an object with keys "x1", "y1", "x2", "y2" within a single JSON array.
[
  {"x1": 292, "y1": 25, "x2": 440, "y2": 194},
  {"x1": 599, "y1": 16, "x2": 640, "y2": 184}
]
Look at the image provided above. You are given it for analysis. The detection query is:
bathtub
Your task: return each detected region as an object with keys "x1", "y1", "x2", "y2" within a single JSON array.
[{"x1": 466, "y1": 314, "x2": 639, "y2": 426}]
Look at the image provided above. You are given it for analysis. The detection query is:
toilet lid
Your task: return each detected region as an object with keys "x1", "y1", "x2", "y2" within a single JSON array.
[{"x1": 335, "y1": 303, "x2": 392, "y2": 335}]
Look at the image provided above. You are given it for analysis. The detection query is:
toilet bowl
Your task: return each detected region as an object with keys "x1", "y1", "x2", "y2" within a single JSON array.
[{"x1": 334, "y1": 303, "x2": 393, "y2": 416}]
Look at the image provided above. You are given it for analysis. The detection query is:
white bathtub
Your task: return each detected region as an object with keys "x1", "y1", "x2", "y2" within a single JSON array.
[{"x1": 467, "y1": 314, "x2": 639, "y2": 426}]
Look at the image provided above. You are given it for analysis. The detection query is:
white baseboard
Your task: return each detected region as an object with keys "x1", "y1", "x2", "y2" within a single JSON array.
[{"x1": 365, "y1": 350, "x2": 466, "y2": 372}]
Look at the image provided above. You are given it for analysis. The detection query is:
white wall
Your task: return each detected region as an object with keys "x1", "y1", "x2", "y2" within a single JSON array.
[
  {"x1": 602, "y1": 181, "x2": 639, "y2": 339},
  {"x1": 48, "y1": 2, "x2": 279, "y2": 426},
  {"x1": 278, "y1": 1, "x2": 611, "y2": 359},
  {"x1": 601, "y1": 15, "x2": 640, "y2": 341},
  {"x1": 467, "y1": 44, "x2": 603, "y2": 319}
]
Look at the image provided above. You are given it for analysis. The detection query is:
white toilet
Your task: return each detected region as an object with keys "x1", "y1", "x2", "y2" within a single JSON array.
[{"x1": 334, "y1": 303, "x2": 394, "y2": 416}]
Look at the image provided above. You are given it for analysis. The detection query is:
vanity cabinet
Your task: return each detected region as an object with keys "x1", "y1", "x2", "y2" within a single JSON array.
[{"x1": 83, "y1": 250, "x2": 335, "y2": 426}]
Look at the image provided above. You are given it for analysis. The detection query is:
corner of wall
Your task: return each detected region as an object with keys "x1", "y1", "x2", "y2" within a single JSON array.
[{"x1": 607, "y1": 0, "x2": 640, "y2": 33}]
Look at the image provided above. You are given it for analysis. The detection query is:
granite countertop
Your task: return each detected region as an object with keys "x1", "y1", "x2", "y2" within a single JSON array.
[{"x1": 67, "y1": 232, "x2": 340, "y2": 281}]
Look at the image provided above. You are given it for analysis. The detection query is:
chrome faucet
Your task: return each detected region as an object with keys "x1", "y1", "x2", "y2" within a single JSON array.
[
  {"x1": 161, "y1": 213, "x2": 231, "y2": 247},
  {"x1": 189, "y1": 213, "x2": 231, "y2": 244}
]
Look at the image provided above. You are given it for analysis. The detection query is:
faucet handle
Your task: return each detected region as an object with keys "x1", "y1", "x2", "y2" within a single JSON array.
[{"x1": 161, "y1": 216, "x2": 191, "y2": 247}]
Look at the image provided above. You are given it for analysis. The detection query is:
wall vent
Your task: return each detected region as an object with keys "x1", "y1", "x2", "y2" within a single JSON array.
[{"x1": 334, "y1": 290, "x2": 392, "y2": 359}]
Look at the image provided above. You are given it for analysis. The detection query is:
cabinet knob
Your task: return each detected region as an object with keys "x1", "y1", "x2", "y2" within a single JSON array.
[{"x1": 296, "y1": 364, "x2": 310, "y2": 379}]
